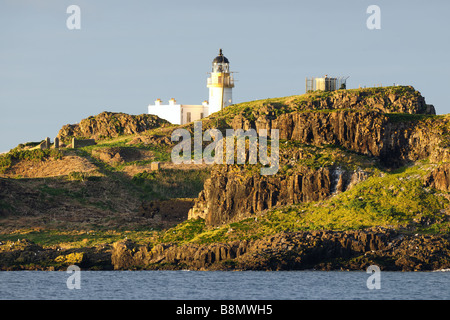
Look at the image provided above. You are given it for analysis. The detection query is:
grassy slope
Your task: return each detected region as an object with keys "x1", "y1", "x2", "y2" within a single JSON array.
[{"x1": 0, "y1": 132, "x2": 210, "y2": 240}]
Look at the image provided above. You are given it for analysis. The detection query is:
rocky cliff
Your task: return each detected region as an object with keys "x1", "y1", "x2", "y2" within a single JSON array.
[
  {"x1": 188, "y1": 87, "x2": 450, "y2": 227},
  {"x1": 188, "y1": 165, "x2": 369, "y2": 226},
  {"x1": 232, "y1": 110, "x2": 448, "y2": 166},
  {"x1": 57, "y1": 111, "x2": 170, "y2": 143}
]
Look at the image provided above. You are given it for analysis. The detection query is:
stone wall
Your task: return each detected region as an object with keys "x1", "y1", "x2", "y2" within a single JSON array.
[{"x1": 72, "y1": 138, "x2": 96, "y2": 148}]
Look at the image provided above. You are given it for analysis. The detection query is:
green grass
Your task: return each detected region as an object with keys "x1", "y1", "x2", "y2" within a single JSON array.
[
  {"x1": 132, "y1": 168, "x2": 210, "y2": 200},
  {"x1": 0, "y1": 229, "x2": 160, "y2": 248},
  {"x1": 75, "y1": 136, "x2": 172, "y2": 170},
  {"x1": 159, "y1": 218, "x2": 206, "y2": 244},
  {"x1": 39, "y1": 184, "x2": 70, "y2": 197},
  {"x1": 0, "y1": 230, "x2": 108, "y2": 247},
  {"x1": 277, "y1": 141, "x2": 378, "y2": 174},
  {"x1": 263, "y1": 165, "x2": 448, "y2": 233}
]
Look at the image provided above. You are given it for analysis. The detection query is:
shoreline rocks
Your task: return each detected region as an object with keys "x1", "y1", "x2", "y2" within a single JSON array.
[
  {"x1": 1, "y1": 230, "x2": 449, "y2": 272},
  {"x1": 106, "y1": 228, "x2": 450, "y2": 272}
]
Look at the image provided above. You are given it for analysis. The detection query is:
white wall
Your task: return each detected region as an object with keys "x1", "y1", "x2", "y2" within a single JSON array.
[
  {"x1": 181, "y1": 105, "x2": 208, "y2": 124},
  {"x1": 148, "y1": 103, "x2": 181, "y2": 125}
]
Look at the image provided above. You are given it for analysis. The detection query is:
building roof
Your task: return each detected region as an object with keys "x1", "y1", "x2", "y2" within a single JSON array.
[{"x1": 213, "y1": 49, "x2": 229, "y2": 64}]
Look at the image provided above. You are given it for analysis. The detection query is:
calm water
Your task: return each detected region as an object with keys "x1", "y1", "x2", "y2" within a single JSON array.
[{"x1": 0, "y1": 270, "x2": 449, "y2": 300}]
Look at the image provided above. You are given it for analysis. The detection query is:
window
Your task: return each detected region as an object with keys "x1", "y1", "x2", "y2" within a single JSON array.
[
  {"x1": 187, "y1": 112, "x2": 191, "y2": 123},
  {"x1": 200, "y1": 113, "x2": 204, "y2": 119}
]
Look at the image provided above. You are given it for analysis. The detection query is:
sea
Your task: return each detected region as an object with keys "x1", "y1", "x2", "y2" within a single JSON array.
[{"x1": 0, "y1": 270, "x2": 449, "y2": 300}]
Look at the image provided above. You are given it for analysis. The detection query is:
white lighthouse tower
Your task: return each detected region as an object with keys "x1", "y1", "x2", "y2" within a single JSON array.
[
  {"x1": 207, "y1": 49, "x2": 234, "y2": 115},
  {"x1": 148, "y1": 49, "x2": 235, "y2": 124}
]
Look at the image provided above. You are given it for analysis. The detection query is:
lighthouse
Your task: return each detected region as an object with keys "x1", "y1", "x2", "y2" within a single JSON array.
[
  {"x1": 207, "y1": 49, "x2": 234, "y2": 115},
  {"x1": 148, "y1": 49, "x2": 235, "y2": 124}
]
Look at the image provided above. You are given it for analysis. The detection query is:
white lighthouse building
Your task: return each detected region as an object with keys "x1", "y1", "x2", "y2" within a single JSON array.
[
  {"x1": 148, "y1": 49, "x2": 234, "y2": 125},
  {"x1": 207, "y1": 48, "x2": 235, "y2": 114}
]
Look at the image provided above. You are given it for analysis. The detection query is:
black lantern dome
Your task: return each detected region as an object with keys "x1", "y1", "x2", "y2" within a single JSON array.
[
  {"x1": 212, "y1": 49, "x2": 230, "y2": 73},
  {"x1": 212, "y1": 49, "x2": 229, "y2": 64}
]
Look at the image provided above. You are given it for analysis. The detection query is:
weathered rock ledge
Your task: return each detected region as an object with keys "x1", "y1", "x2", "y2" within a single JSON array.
[
  {"x1": 0, "y1": 239, "x2": 112, "y2": 271},
  {"x1": 109, "y1": 228, "x2": 450, "y2": 271},
  {"x1": 2, "y1": 228, "x2": 449, "y2": 271}
]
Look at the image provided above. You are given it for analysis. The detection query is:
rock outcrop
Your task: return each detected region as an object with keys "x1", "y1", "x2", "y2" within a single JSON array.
[
  {"x1": 188, "y1": 165, "x2": 369, "y2": 226},
  {"x1": 232, "y1": 110, "x2": 450, "y2": 166},
  {"x1": 0, "y1": 239, "x2": 111, "y2": 270},
  {"x1": 299, "y1": 86, "x2": 435, "y2": 114},
  {"x1": 57, "y1": 112, "x2": 170, "y2": 143},
  {"x1": 229, "y1": 86, "x2": 435, "y2": 119},
  {"x1": 423, "y1": 163, "x2": 450, "y2": 192}
]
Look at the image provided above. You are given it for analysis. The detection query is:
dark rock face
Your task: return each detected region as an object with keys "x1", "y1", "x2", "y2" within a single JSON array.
[
  {"x1": 138, "y1": 199, "x2": 194, "y2": 228},
  {"x1": 109, "y1": 228, "x2": 450, "y2": 271},
  {"x1": 188, "y1": 165, "x2": 368, "y2": 226},
  {"x1": 233, "y1": 110, "x2": 448, "y2": 166}
]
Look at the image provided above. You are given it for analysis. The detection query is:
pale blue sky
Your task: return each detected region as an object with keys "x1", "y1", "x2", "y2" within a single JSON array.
[{"x1": 1, "y1": 0, "x2": 449, "y2": 152}]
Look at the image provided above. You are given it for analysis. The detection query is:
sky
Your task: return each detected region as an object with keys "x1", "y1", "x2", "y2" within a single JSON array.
[{"x1": 0, "y1": 0, "x2": 449, "y2": 153}]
